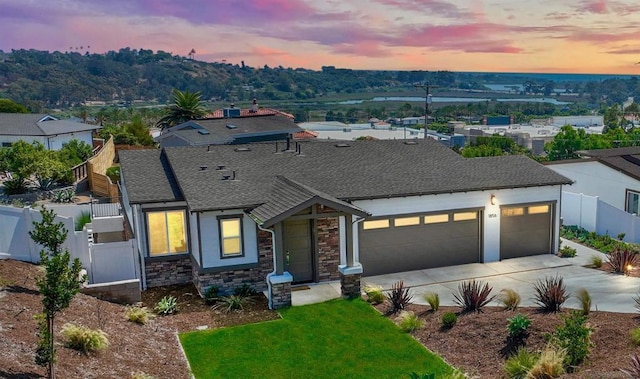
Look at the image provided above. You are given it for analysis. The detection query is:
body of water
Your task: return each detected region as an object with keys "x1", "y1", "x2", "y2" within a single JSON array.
[{"x1": 336, "y1": 96, "x2": 571, "y2": 105}]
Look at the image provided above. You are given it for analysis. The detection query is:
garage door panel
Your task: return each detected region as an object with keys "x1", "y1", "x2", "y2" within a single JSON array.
[
  {"x1": 360, "y1": 212, "x2": 480, "y2": 276},
  {"x1": 500, "y1": 205, "x2": 552, "y2": 259}
]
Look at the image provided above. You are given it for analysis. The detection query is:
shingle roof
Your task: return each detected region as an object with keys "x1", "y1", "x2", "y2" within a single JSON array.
[
  {"x1": 155, "y1": 114, "x2": 301, "y2": 145},
  {"x1": 576, "y1": 147, "x2": 640, "y2": 181},
  {"x1": 0, "y1": 113, "x2": 101, "y2": 136},
  {"x1": 119, "y1": 149, "x2": 184, "y2": 203},
  {"x1": 203, "y1": 108, "x2": 295, "y2": 119},
  {"x1": 121, "y1": 139, "x2": 572, "y2": 211}
]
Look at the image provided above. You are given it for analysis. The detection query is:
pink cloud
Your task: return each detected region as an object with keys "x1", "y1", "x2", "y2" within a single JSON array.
[
  {"x1": 331, "y1": 41, "x2": 388, "y2": 57},
  {"x1": 372, "y1": 0, "x2": 472, "y2": 18},
  {"x1": 582, "y1": 0, "x2": 609, "y2": 13}
]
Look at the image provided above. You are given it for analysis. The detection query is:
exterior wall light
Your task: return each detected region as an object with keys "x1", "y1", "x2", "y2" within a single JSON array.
[{"x1": 490, "y1": 194, "x2": 496, "y2": 205}]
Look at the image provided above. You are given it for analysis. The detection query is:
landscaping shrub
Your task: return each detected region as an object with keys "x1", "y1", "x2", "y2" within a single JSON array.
[
  {"x1": 125, "y1": 306, "x2": 154, "y2": 325},
  {"x1": 503, "y1": 348, "x2": 538, "y2": 379},
  {"x1": 2, "y1": 177, "x2": 28, "y2": 195},
  {"x1": 423, "y1": 292, "x2": 439, "y2": 311},
  {"x1": 507, "y1": 314, "x2": 532, "y2": 340},
  {"x1": 233, "y1": 283, "x2": 257, "y2": 297},
  {"x1": 527, "y1": 344, "x2": 566, "y2": 379},
  {"x1": 452, "y1": 279, "x2": 495, "y2": 313},
  {"x1": 550, "y1": 310, "x2": 593, "y2": 370},
  {"x1": 560, "y1": 225, "x2": 626, "y2": 254},
  {"x1": 575, "y1": 288, "x2": 591, "y2": 316},
  {"x1": 363, "y1": 284, "x2": 385, "y2": 304},
  {"x1": 397, "y1": 311, "x2": 424, "y2": 333},
  {"x1": 106, "y1": 166, "x2": 121, "y2": 183},
  {"x1": 154, "y1": 295, "x2": 178, "y2": 315},
  {"x1": 386, "y1": 280, "x2": 413, "y2": 314},
  {"x1": 75, "y1": 210, "x2": 91, "y2": 231},
  {"x1": 558, "y1": 245, "x2": 577, "y2": 258},
  {"x1": 588, "y1": 255, "x2": 603, "y2": 268},
  {"x1": 630, "y1": 328, "x2": 640, "y2": 346},
  {"x1": 204, "y1": 285, "x2": 219, "y2": 305},
  {"x1": 608, "y1": 248, "x2": 639, "y2": 275},
  {"x1": 212, "y1": 295, "x2": 254, "y2": 313},
  {"x1": 533, "y1": 275, "x2": 568, "y2": 312},
  {"x1": 52, "y1": 188, "x2": 75, "y2": 203},
  {"x1": 497, "y1": 288, "x2": 521, "y2": 311},
  {"x1": 621, "y1": 354, "x2": 640, "y2": 378},
  {"x1": 60, "y1": 323, "x2": 109, "y2": 353},
  {"x1": 441, "y1": 312, "x2": 457, "y2": 328}
]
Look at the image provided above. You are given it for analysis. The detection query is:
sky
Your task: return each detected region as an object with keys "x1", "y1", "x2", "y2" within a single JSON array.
[{"x1": 2, "y1": 0, "x2": 640, "y2": 74}]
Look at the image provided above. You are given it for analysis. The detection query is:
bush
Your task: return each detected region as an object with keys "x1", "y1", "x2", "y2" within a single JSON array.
[
  {"x1": 507, "y1": 314, "x2": 532, "y2": 340},
  {"x1": 608, "y1": 248, "x2": 639, "y2": 275},
  {"x1": 52, "y1": 188, "x2": 75, "y2": 203},
  {"x1": 75, "y1": 210, "x2": 91, "y2": 231},
  {"x1": 2, "y1": 177, "x2": 28, "y2": 195},
  {"x1": 452, "y1": 280, "x2": 495, "y2": 313},
  {"x1": 60, "y1": 323, "x2": 109, "y2": 353},
  {"x1": 575, "y1": 288, "x2": 591, "y2": 316},
  {"x1": 423, "y1": 292, "x2": 439, "y2": 311},
  {"x1": 106, "y1": 166, "x2": 121, "y2": 183},
  {"x1": 233, "y1": 283, "x2": 257, "y2": 298},
  {"x1": 155, "y1": 295, "x2": 178, "y2": 315},
  {"x1": 386, "y1": 280, "x2": 413, "y2": 314},
  {"x1": 621, "y1": 354, "x2": 640, "y2": 378},
  {"x1": 498, "y1": 288, "x2": 521, "y2": 311},
  {"x1": 212, "y1": 295, "x2": 254, "y2": 313},
  {"x1": 204, "y1": 285, "x2": 219, "y2": 304},
  {"x1": 550, "y1": 310, "x2": 592, "y2": 370},
  {"x1": 588, "y1": 255, "x2": 603, "y2": 268},
  {"x1": 630, "y1": 328, "x2": 640, "y2": 346},
  {"x1": 527, "y1": 344, "x2": 566, "y2": 379},
  {"x1": 503, "y1": 348, "x2": 538, "y2": 379},
  {"x1": 363, "y1": 284, "x2": 385, "y2": 304},
  {"x1": 442, "y1": 312, "x2": 457, "y2": 328},
  {"x1": 533, "y1": 275, "x2": 568, "y2": 312},
  {"x1": 125, "y1": 306, "x2": 154, "y2": 325},
  {"x1": 397, "y1": 311, "x2": 424, "y2": 333},
  {"x1": 558, "y1": 245, "x2": 577, "y2": 258}
]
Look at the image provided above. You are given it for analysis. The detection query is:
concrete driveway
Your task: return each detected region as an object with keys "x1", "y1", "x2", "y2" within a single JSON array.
[{"x1": 362, "y1": 239, "x2": 640, "y2": 313}]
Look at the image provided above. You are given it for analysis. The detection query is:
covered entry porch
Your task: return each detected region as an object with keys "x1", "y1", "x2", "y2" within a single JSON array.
[{"x1": 249, "y1": 176, "x2": 370, "y2": 309}]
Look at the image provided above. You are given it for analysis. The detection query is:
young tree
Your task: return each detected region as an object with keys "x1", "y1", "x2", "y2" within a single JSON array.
[
  {"x1": 155, "y1": 89, "x2": 207, "y2": 129},
  {"x1": 30, "y1": 207, "x2": 84, "y2": 379}
]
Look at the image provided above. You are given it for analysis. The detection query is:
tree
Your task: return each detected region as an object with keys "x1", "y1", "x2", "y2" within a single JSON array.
[
  {"x1": 58, "y1": 139, "x2": 93, "y2": 166},
  {"x1": 0, "y1": 98, "x2": 29, "y2": 113},
  {"x1": 156, "y1": 89, "x2": 207, "y2": 129},
  {"x1": 603, "y1": 104, "x2": 621, "y2": 133},
  {"x1": 544, "y1": 125, "x2": 585, "y2": 161},
  {"x1": 0, "y1": 141, "x2": 73, "y2": 189},
  {"x1": 30, "y1": 207, "x2": 84, "y2": 379}
]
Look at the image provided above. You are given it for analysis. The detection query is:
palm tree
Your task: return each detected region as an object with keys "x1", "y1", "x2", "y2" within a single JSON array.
[{"x1": 156, "y1": 89, "x2": 207, "y2": 130}]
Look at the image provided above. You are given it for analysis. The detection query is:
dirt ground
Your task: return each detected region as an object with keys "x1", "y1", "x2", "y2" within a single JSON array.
[{"x1": 2, "y1": 258, "x2": 640, "y2": 378}]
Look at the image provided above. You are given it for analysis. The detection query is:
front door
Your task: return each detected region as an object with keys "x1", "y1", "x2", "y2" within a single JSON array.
[{"x1": 283, "y1": 219, "x2": 314, "y2": 283}]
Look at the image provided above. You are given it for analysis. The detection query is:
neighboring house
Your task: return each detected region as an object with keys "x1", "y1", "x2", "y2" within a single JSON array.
[
  {"x1": 119, "y1": 138, "x2": 570, "y2": 308},
  {"x1": 0, "y1": 113, "x2": 100, "y2": 150},
  {"x1": 155, "y1": 113, "x2": 302, "y2": 148},
  {"x1": 546, "y1": 147, "x2": 640, "y2": 215}
]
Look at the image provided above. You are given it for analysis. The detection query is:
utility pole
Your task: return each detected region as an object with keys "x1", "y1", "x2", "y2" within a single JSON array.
[{"x1": 414, "y1": 84, "x2": 436, "y2": 139}]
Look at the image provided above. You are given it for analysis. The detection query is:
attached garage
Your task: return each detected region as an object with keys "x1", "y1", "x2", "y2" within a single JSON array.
[
  {"x1": 500, "y1": 203, "x2": 554, "y2": 260},
  {"x1": 359, "y1": 209, "x2": 482, "y2": 276}
]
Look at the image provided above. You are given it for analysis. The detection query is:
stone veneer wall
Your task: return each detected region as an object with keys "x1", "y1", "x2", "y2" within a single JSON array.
[
  {"x1": 270, "y1": 281, "x2": 291, "y2": 309},
  {"x1": 340, "y1": 272, "x2": 361, "y2": 299},
  {"x1": 316, "y1": 217, "x2": 341, "y2": 281},
  {"x1": 192, "y1": 230, "x2": 274, "y2": 295},
  {"x1": 145, "y1": 255, "x2": 192, "y2": 287}
]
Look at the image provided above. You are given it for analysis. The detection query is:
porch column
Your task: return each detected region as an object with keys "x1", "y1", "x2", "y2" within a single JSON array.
[
  {"x1": 339, "y1": 214, "x2": 362, "y2": 299},
  {"x1": 267, "y1": 222, "x2": 293, "y2": 309}
]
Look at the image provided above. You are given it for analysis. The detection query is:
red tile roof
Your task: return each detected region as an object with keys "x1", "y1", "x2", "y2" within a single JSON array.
[
  {"x1": 203, "y1": 108, "x2": 295, "y2": 120},
  {"x1": 293, "y1": 130, "x2": 319, "y2": 139}
]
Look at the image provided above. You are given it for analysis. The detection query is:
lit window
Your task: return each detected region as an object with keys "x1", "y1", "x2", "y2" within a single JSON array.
[
  {"x1": 502, "y1": 208, "x2": 524, "y2": 217},
  {"x1": 220, "y1": 217, "x2": 243, "y2": 257},
  {"x1": 424, "y1": 214, "x2": 449, "y2": 224},
  {"x1": 394, "y1": 217, "x2": 420, "y2": 227},
  {"x1": 147, "y1": 210, "x2": 187, "y2": 256},
  {"x1": 453, "y1": 212, "x2": 477, "y2": 221},
  {"x1": 528, "y1": 205, "x2": 549, "y2": 214},
  {"x1": 363, "y1": 219, "x2": 390, "y2": 230}
]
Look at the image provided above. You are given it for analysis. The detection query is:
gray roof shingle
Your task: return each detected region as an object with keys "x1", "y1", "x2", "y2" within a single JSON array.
[
  {"x1": 0, "y1": 113, "x2": 100, "y2": 136},
  {"x1": 119, "y1": 149, "x2": 184, "y2": 203},
  {"x1": 121, "y1": 139, "x2": 572, "y2": 211}
]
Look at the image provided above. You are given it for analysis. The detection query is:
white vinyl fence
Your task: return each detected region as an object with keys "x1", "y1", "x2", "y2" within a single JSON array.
[
  {"x1": 561, "y1": 191, "x2": 640, "y2": 242},
  {"x1": 0, "y1": 204, "x2": 139, "y2": 284}
]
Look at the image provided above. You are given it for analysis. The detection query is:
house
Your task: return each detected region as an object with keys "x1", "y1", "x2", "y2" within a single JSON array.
[
  {"x1": 546, "y1": 147, "x2": 640, "y2": 215},
  {"x1": 155, "y1": 113, "x2": 302, "y2": 148},
  {"x1": 0, "y1": 113, "x2": 101, "y2": 150},
  {"x1": 119, "y1": 139, "x2": 570, "y2": 309}
]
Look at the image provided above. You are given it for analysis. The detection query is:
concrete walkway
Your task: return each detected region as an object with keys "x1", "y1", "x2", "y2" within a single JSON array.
[{"x1": 291, "y1": 238, "x2": 640, "y2": 313}]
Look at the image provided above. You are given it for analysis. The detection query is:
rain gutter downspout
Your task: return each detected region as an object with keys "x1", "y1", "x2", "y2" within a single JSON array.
[{"x1": 256, "y1": 222, "x2": 277, "y2": 310}]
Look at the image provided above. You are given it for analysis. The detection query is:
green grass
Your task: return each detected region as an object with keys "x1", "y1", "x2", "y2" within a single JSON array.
[{"x1": 179, "y1": 299, "x2": 454, "y2": 379}]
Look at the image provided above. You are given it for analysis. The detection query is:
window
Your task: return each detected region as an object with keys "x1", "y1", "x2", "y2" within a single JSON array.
[
  {"x1": 453, "y1": 212, "x2": 477, "y2": 221},
  {"x1": 147, "y1": 210, "x2": 187, "y2": 256},
  {"x1": 394, "y1": 216, "x2": 420, "y2": 227},
  {"x1": 362, "y1": 219, "x2": 390, "y2": 230},
  {"x1": 1, "y1": 142, "x2": 12, "y2": 148},
  {"x1": 627, "y1": 190, "x2": 640, "y2": 215},
  {"x1": 528, "y1": 205, "x2": 549, "y2": 214},
  {"x1": 220, "y1": 217, "x2": 243, "y2": 257},
  {"x1": 502, "y1": 207, "x2": 524, "y2": 217},
  {"x1": 424, "y1": 214, "x2": 449, "y2": 224}
]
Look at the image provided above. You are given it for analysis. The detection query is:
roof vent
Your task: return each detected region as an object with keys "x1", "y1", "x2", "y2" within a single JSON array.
[
  {"x1": 404, "y1": 141, "x2": 419, "y2": 145},
  {"x1": 226, "y1": 124, "x2": 238, "y2": 129},
  {"x1": 216, "y1": 165, "x2": 226, "y2": 170},
  {"x1": 197, "y1": 129, "x2": 210, "y2": 135},
  {"x1": 335, "y1": 143, "x2": 351, "y2": 148},
  {"x1": 199, "y1": 165, "x2": 208, "y2": 171},
  {"x1": 234, "y1": 147, "x2": 251, "y2": 152}
]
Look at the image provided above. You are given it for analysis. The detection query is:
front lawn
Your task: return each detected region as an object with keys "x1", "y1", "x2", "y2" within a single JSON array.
[{"x1": 179, "y1": 299, "x2": 454, "y2": 379}]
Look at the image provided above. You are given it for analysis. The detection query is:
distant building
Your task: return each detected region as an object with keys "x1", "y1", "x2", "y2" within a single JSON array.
[{"x1": 0, "y1": 113, "x2": 100, "y2": 150}]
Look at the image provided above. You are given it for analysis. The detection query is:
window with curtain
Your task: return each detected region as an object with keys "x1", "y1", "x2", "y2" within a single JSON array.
[
  {"x1": 220, "y1": 217, "x2": 243, "y2": 257},
  {"x1": 147, "y1": 210, "x2": 187, "y2": 256}
]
